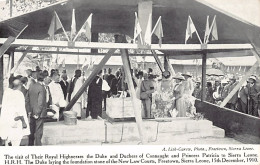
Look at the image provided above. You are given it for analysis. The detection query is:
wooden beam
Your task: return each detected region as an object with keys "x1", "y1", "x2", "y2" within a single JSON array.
[
  {"x1": 10, "y1": 51, "x2": 14, "y2": 69},
  {"x1": 91, "y1": 32, "x2": 98, "y2": 53},
  {"x1": 0, "y1": 36, "x2": 16, "y2": 59},
  {"x1": 151, "y1": 50, "x2": 163, "y2": 72},
  {"x1": 120, "y1": 48, "x2": 145, "y2": 144},
  {"x1": 201, "y1": 52, "x2": 207, "y2": 101},
  {"x1": 10, "y1": 47, "x2": 32, "y2": 74},
  {"x1": 65, "y1": 48, "x2": 116, "y2": 111},
  {"x1": 0, "y1": 38, "x2": 253, "y2": 51},
  {"x1": 164, "y1": 55, "x2": 176, "y2": 76},
  {"x1": 220, "y1": 61, "x2": 259, "y2": 107},
  {"x1": 15, "y1": 49, "x2": 165, "y2": 56},
  {"x1": 0, "y1": 26, "x2": 27, "y2": 59}
]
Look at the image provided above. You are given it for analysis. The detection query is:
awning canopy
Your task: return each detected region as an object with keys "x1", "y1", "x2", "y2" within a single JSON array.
[{"x1": 0, "y1": 0, "x2": 260, "y2": 58}]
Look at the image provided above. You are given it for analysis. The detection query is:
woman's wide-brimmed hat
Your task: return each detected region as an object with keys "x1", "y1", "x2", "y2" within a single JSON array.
[
  {"x1": 181, "y1": 72, "x2": 192, "y2": 77},
  {"x1": 173, "y1": 73, "x2": 185, "y2": 80}
]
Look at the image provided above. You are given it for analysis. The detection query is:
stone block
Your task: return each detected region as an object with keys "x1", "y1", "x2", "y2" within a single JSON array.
[{"x1": 212, "y1": 126, "x2": 225, "y2": 138}]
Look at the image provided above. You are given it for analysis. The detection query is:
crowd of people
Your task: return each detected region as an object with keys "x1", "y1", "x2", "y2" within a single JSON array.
[
  {"x1": 1, "y1": 64, "x2": 259, "y2": 146},
  {"x1": 192, "y1": 75, "x2": 260, "y2": 118}
]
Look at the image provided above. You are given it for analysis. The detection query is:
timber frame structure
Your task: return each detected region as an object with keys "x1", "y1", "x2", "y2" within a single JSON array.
[{"x1": 1, "y1": 0, "x2": 260, "y2": 143}]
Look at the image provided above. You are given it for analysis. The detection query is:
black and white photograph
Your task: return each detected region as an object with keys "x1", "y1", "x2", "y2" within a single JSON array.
[{"x1": 0, "y1": 0, "x2": 259, "y2": 164}]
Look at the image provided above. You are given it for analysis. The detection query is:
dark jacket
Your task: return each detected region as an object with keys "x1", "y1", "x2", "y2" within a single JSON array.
[
  {"x1": 88, "y1": 76, "x2": 103, "y2": 101},
  {"x1": 20, "y1": 85, "x2": 31, "y2": 115},
  {"x1": 59, "y1": 80, "x2": 69, "y2": 99},
  {"x1": 228, "y1": 82, "x2": 239, "y2": 104},
  {"x1": 239, "y1": 86, "x2": 248, "y2": 104},
  {"x1": 28, "y1": 82, "x2": 47, "y2": 118}
]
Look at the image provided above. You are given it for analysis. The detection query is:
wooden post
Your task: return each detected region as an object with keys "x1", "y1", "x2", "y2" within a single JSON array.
[
  {"x1": 65, "y1": 48, "x2": 116, "y2": 111},
  {"x1": 163, "y1": 55, "x2": 168, "y2": 71},
  {"x1": 120, "y1": 49, "x2": 145, "y2": 144},
  {"x1": 10, "y1": 50, "x2": 14, "y2": 69},
  {"x1": 151, "y1": 50, "x2": 163, "y2": 73},
  {"x1": 10, "y1": 0, "x2": 13, "y2": 17},
  {"x1": 201, "y1": 52, "x2": 207, "y2": 101},
  {"x1": 0, "y1": 55, "x2": 3, "y2": 105},
  {"x1": 91, "y1": 33, "x2": 98, "y2": 53}
]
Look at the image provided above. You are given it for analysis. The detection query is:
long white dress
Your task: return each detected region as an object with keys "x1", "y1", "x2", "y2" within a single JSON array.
[
  {"x1": 182, "y1": 78, "x2": 196, "y2": 116},
  {"x1": 0, "y1": 88, "x2": 30, "y2": 146}
]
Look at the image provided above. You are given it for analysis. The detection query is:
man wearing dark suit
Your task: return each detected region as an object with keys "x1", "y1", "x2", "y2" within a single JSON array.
[
  {"x1": 59, "y1": 73, "x2": 69, "y2": 100},
  {"x1": 237, "y1": 84, "x2": 248, "y2": 114},
  {"x1": 28, "y1": 73, "x2": 47, "y2": 146},
  {"x1": 87, "y1": 70, "x2": 103, "y2": 119},
  {"x1": 20, "y1": 77, "x2": 31, "y2": 116}
]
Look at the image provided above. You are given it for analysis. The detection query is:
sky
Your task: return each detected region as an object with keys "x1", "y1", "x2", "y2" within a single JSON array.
[{"x1": 202, "y1": 0, "x2": 260, "y2": 26}]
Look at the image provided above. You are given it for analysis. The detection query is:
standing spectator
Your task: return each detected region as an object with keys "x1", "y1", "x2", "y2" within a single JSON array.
[
  {"x1": 213, "y1": 78, "x2": 222, "y2": 104},
  {"x1": 20, "y1": 77, "x2": 28, "y2": 96},
  {"x1": 117, "y1": 68, "x2": 130, "y2": 97},
  {"x1": 205, "y1": 82, "x2": 214, "y2": 103},
  {"x1": 105, "y1": 68, "x2": 115, "y2": 98},
  {"x1": 247, "y1": 76, "x2": 260, "y2": 116},
  {"x1": 103, "y1": 68, "x2": 108, "y2": 80},
  {"x1": 68, "y1": 70, "x2": 81, "y2": 102},
  {"x1": 59, "y1": 73, "x2": 69, "y2": 100},
  {"x1": 42, "y1": 70, "x2": 49, "y2": 77},
  {"x1": 43, "y1": 76, "x2": 52, "y2": 109},
  {"x1": 0, "y1": 77, "x2": 30, "y2": 146},
  {"x1": 140, "y1": 72, "x2": 155, "y2": 118},
  {"x1": 182, "y1": 72, "x2": 194, "y2": 95},
  {"x1": 110, "y1": 71, "x2": 120, "y2": 96},
  {"x1": 87, "y1": 70, "x2": 103, "y2": 119},
  {"x1": 35, "y1": 66, "x2": 41, "y2": 72},
  {"x1": 70, "y1": 70, "x2": 84, "y2": 118},
  {"x1": 25, "y1": 69, "x2": 32, "y2": 89},
  {"x1": 28, "y1": 73, "x2": 47, "y2": 146},
  {"x1": 172, "y1": 73, "x2": 186, "y2": 117},
  {"x1": 237, "y1": 82, "x2": 248, "y2": 114},
  {"x1": 49, "y1": 71, "x2": 64, "y2": 120},
  {"x1": 221, "y1": 79, "x2": 230, "y2": 102},
  {"x1": 105, "y1": 68, "x2": 115, "y2": 87},
  {"x1": 31, "y1": 71, "x2": 38, "y2": 84},
  {"x1": 192, "y1": 81, "x2": 202, "y2": 99},
  {"x1": 20, "y1": 77, "x2": 31, "y2": 116},
  {"x1": 226, "y1": 76, "x2": 238, "y2": 110}
]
